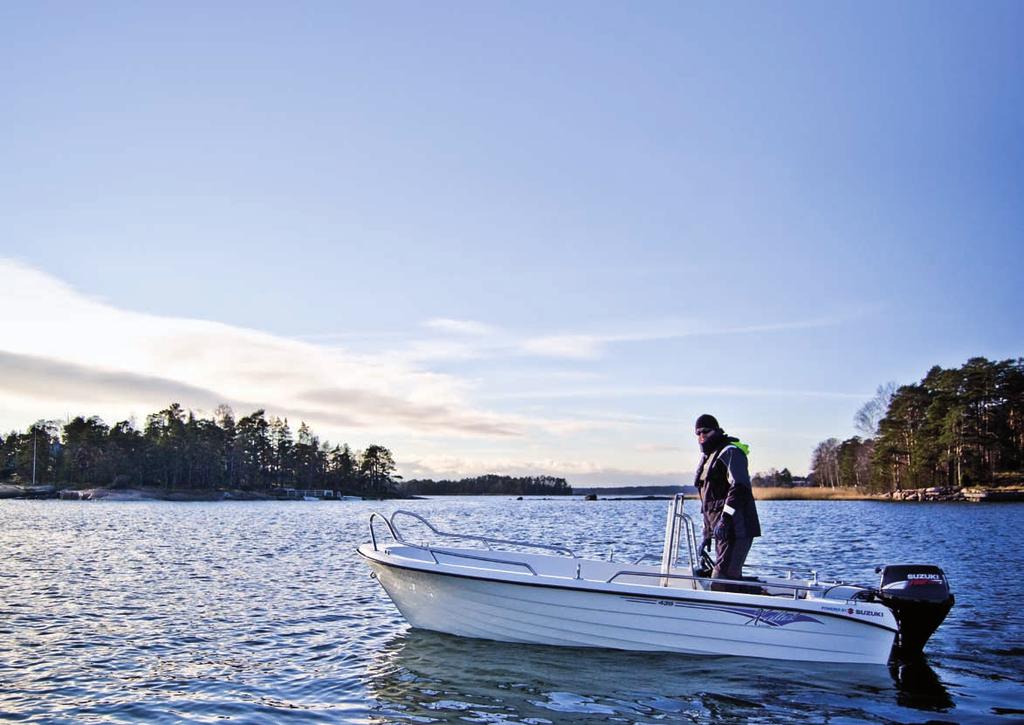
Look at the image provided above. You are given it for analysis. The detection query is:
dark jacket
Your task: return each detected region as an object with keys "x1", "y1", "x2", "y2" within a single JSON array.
[{"x1": 695, "y1": 434, "x2": 761, "y2": 541}]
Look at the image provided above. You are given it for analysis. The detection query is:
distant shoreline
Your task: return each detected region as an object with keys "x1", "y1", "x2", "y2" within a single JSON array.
[
  {"x1": 1, "y1": 483, "x2": 1022, "y2": 503},
  {"x1": 749, "y1": 485, "x2": 1024, "y2": 502},
  {"x1": 582, "y1": 485, "x2": 1024, "y2": 503},
  {"x1": 0, "y1": 484, "x2": 389, "y2": 502}
]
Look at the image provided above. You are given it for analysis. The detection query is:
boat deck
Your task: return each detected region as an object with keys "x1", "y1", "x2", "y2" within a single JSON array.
[{"x1": 378, "y1": 543, "x2": 863, "y2": 603}]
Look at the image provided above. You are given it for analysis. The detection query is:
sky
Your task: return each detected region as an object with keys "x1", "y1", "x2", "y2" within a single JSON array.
[{"x1": 1, "y1": 2, "x2": 1021, "y2": 485}]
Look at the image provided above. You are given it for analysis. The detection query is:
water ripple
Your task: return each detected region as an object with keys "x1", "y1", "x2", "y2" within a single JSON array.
[{"x1": 0, "y1": 498, "x2": 1020, "y2": 722}]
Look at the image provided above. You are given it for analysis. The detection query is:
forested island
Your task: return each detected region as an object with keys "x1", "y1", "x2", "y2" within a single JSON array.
[
  {"x1": 574, "y1": 485, "x2": 689, "y2": 497},
  {"x1": 0, "y1": 404, "x2": 573, "y2": 500},
  {"x1": 0, "y1": 404, "x2": 400, "y2": 498},
  {"x1": 403, "y1": 474, "x2": 572, "y2": 496},
  {"x1": 807, "y1": 357, "x2": 1023, "y2": 499}
]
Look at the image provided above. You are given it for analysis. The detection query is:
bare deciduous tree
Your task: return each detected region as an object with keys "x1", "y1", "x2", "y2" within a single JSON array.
[
  {"x1": 810, "y1": 438, "x2": 841, "y2": 488},
  {"x1": 854, "y1": 382, "x2": 898, "y2": 437}
]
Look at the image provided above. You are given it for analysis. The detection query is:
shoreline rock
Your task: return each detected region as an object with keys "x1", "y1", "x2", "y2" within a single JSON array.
[
  {"x1": 884, "y1": 486, "x2": 1024, "y2": 502},
  {"x1": 5, "y1": 486, "x2": 306, "y2": 502}
]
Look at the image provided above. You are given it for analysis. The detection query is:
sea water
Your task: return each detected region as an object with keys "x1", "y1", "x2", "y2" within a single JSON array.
[{"x1": 0, "y1": 497, "x2": 1021, "y2": 723}]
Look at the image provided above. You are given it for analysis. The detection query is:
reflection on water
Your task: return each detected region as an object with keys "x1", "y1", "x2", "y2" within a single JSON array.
[
  {"x1": 889, "y1": 655, "x2": 955, "y2": 712},
  {"x1": 366, "y1": 629, "x2": 952, "y2": 724}
]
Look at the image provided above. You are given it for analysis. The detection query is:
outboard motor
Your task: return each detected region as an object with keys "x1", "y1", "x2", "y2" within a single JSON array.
[{"x1": 876, "y1": 564, "x2": 954, "y2": 655}]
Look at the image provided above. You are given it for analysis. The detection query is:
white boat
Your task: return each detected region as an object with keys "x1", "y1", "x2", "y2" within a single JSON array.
[{"x1": 358, "y1": 496, "x2": 953, "y2": 664}]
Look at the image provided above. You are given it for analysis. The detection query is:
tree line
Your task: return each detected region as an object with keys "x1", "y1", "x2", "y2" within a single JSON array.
[
  {"x1": 0, "y1": 403, "x2": 399, "y2": 496},
  {"x1": 750, "y1": 468, "x2": 810, "y2": 488},
  {"x1": 402, "y1": 474, "x2": 572, "y2": 496},
  {"x1": 810, "y1": 357, "x2": 1024, "y2": 491}
]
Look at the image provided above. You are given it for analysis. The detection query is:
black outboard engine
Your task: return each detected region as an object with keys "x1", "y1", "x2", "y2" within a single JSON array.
[{"x1": 876, "y1": 564, "x2": 954, "y2": 655}]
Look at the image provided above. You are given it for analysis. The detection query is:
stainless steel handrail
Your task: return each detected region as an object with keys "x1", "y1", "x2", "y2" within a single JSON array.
[
  {"x1": 368, "y1": 510, "x2": 542, "y2": 575},
  {"x1": 605, "y1": 569, "x2": 863, "y2": 600},
  {"x1": 682, "y1": 512, "x2": 699, "y2": 570},
  {"x1": 662, "y1": 495, "x2": 700, "y2": 574},
  {"x1": 369, "y1": 511, "x2": 399, "y2": 551},
  {"x1": 429, "y1": 548, "x2": 539, "y2": 575},
  {"x1": 369, "y1": 509, "x2": 852, "y2": 599},
  {"x1": 608, "y1": 568, "x2": 780, "y2": 592},
  {"x1": 746, "y1": 565, "x2": 822, "y2": 583},
  {"x1": 389, "y1": 509, "x2": 578, "y2": 558}
]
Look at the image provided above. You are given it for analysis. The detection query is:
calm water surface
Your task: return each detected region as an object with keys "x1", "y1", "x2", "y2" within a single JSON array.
[{"x1": 0, "y1": 498, "x2": 1021, "y2": 723}]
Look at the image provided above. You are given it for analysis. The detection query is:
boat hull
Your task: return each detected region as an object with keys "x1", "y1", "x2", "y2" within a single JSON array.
[{"x1": 362, "y1": 548, "x2": 896, "y2": 664}]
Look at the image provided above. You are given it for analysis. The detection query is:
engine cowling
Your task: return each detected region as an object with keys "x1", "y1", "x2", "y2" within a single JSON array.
[{"x1": 876, "y1": 564, "x2": 954, "y2": 655}]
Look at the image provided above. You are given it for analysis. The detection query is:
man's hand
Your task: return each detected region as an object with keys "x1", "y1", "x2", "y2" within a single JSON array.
[{"x1": 713, "y1": 513, "x2": 732, "y2": 542}]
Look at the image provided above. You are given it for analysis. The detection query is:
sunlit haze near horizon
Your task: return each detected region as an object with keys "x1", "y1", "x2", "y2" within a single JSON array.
[{"x1": 1, "y1": 2, "x2": 1021, "y2": 485}]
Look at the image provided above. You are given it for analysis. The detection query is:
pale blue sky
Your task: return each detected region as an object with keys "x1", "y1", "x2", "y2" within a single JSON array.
[{"x1": 1, "y1": 2, "x2": 1021, "y2": 484}]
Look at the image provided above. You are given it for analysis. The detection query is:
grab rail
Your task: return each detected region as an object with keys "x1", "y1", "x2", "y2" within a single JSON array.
[
  {"x1": 606, "y1": 569, "x2": 862, "y2": 600},
  {"x1": 368, "y1": 509, "x2": 855, "y2": 600},
  {"x1": 368, "y1": 510, "x2": 547, "y2": 576},
  {"x1": 427, "y1": 549, "x2": 540, "y2": 575},
  {"x1": 662, "y1": 494, "x2": 701, "y2": 577},
  {"x1": 389, "y1": 510, "x2": 578, "y2": 558},
  {"x1": 369, "y1": 511, "x2": 399, "y2": 551},
  {"x1": 741, "y1": 565, "x2": 822, "y2": 584},
  {"x1": 682, "y1": 511, "x2": 700, "y2": 571}
]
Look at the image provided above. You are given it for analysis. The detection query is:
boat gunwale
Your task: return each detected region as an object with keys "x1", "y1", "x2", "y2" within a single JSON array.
[{"x1": 357, "y1": 544, "x2": 899, "y2": 635}]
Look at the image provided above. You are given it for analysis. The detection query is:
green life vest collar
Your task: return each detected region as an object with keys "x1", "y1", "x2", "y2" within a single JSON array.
[{"x1": 728, "y1": 440, "x2": 750, "y2": 456}]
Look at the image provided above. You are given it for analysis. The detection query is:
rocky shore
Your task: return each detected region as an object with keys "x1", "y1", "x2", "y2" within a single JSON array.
[
  {"x1": 884, "y1": 485, "x2": 1024, "y2": 502},
  {"x1": 0, "y1": 484, "x2": 279, "y2": 501}
]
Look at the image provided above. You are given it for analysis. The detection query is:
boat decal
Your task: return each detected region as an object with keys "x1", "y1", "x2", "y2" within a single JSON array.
[
  {"x1": 820, "y1": 604, "x2": 886, "y2": 619},
  {"x1": 622, "y1": 597, "x2": 822, "y2": 627}
]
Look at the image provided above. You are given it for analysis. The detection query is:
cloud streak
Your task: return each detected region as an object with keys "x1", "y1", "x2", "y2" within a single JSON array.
[
  {"x1": 298, "y1": 387, "x2": 524, "y2": 437},
  {"x1": 516, "y1": 316, "x2": 861, "y2": 360},
  {"x1": 0, "y1": 350, "x2": 229, "y2": 410},
  {"x1": 400, "y1": 454, "x2": 689, "y2": 486},
  {"x1": 0, "y1": 259, "x2": 526, "y2": 440},
  {"x1": 423, "y1": 318, "x2": 496, "y2": 336},
  {"x1": 480, "y1": 384, "x2": 869, "y2": 401},
  {"x1": 386, "y1": 315, "x2": 860, "y2": 363}
]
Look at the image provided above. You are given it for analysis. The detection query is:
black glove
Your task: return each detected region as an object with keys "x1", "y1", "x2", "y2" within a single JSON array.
[
  {"x1": 696, "y1": 537, "x2": 714, "y2": 577},
  {"x1": 713, "y1": 513, "x2": 732, "y2": 542}
]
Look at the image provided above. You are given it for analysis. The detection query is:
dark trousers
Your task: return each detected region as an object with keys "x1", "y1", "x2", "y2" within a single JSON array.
[{"x1": 713, "y1": 537, "x2": 753, "y2": 579}]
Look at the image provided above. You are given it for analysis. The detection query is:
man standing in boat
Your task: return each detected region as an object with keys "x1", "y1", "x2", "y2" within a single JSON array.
[{"x1": 694, "y1": 414, "x2": 761, "y2": 580}]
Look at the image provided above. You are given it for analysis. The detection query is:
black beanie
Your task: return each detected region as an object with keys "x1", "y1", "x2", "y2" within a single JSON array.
[{"x1": 695, "y1": 414, "x2": 720, "y2": 431}]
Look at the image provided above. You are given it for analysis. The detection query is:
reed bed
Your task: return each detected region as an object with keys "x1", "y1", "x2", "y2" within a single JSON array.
[{"x1": 751, "y1": 487, "x2": 879, "y2": 501}]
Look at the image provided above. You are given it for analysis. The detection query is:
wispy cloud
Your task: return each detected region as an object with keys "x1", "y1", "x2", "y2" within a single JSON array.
[
  {"x1": 400, "y1": 454, "x2": 688, "y2": 486},
  {"x1": 297, "y1": 387, "x2": 523, "y2": 437},
  {"x1": 394, "y1": 315, "x2": 860, "y2": 363},
  {"x1": 481, "y1": 384, "x2": 870, "y2": 401},
  {"x1": 520, "y1": 334, "x2": 606, "y2": 360},
  {"x1": 0, "y1": 259, "x2": 525, "y2": 439},
  {"x1": 516, "y1": 316, "x2": 858, "y2": 360},
  {"x1": 423, "y1": 318, "x2": 497, "y2": 336},
  {"x1": 0, "y1": 350, "x2": 229, "y2": 410}
]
